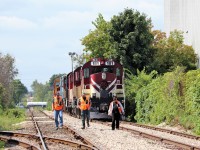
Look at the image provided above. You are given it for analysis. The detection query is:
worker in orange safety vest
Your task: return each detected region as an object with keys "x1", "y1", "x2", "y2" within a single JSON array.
[
  {"x1": 78, "y1": 94, "x2": 91, "y2": 129},
  {"x1": 52, "y1": 92, "x2": 65, "y2": 130}
]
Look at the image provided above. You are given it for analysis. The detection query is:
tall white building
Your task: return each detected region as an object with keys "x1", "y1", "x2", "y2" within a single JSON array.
[{"x1": 164, "y1": 0, "x2": 200, "y2": 65}]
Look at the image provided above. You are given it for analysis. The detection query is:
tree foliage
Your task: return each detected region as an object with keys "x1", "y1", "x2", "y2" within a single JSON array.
[
  {"x1": 125, "y1": 69, "x2": 157, "y2": 120},
  {"x1": 81, "y1": 13, "x2": 116, "y2": 59},
  {"x1": 31, "y1": 80, "x2": 51, "y2": 102},
  {"x1": 0, "y1": 53, "x2": 18, "y2": 86},
  {"x1": 0, "y1": 52, "x2": 19, "y2": 108},
  {"x1": 151, "y1": 30, "x2": 166, "y2": 47},
  {"x1": 109, "y1": 8, "x2": 154, "y2": 74},
  {"x1": 182, "y1": 69, "x2": 200, "y2": 134},
  {"x1": 31, "y1": 76, "x2": 59, "y2": 110},
  {"x1": 11, "y1": 79, "x2": 28, "y2": 105},
  {"x1": 0, "y1": 83, "x2": 6, "y2": 109},
  {"x1": 151, "y1": 30, "x2": 197, "y2": 74}
]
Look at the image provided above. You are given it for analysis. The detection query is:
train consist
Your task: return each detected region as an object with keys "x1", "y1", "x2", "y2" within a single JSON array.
[{"x1": 53, "y1": 58, "x2": 125, "y2": 119}]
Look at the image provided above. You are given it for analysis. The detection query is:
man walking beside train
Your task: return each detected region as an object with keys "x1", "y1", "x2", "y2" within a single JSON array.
[
  {"x1": 78, "y1": 94, "x2": 91, "y2": 129},
  {"x1": 52, "y1": 92, "x2": 65, "y2": 130},
  {"x1": 108, "y1": 96, "x2": 124, "y2": 130}
]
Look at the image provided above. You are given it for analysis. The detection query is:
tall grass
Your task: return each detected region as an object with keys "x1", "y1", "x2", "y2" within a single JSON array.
[
  {"x1": 0, "y1": 108, "x2": 26, "y2": 131},
  {"x1": 0, "y1": 108, "x2": 26, "y2": 149}
]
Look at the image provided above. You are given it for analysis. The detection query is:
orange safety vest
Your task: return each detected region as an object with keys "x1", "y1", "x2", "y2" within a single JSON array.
[
  {"x1": 53, "y1": 96, "x2": 63, "y2": 110},
  {"x1": 86, "y1": 99, "x2": 91, "y2": 110},
  {"x1": 79, "y1": 98, "x2": 91, "y2": 110}
]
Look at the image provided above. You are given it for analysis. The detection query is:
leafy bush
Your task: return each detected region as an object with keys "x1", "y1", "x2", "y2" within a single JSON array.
[
  {"x1": 128, "y1": 67, "x2": 200, "y2": 135},
  {"x1": 125, "y1": 69, "x2": 157, "y2": 121},
  {"x1": 135, "y1": 67, "x2": 185, "y2": 124},
  {"x1": 180, "y1": 69, "x2": 200, "y2": 134}
]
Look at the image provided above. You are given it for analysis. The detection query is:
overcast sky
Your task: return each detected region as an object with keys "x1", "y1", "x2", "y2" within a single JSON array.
[{"x1": 0, "y1": 0, "x2": 164, "y2": 91}]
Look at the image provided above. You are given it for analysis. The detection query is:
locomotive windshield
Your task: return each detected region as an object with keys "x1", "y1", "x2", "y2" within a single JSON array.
[{"x1": 92, "y1": 67, "x2": 113, "y2": 74}]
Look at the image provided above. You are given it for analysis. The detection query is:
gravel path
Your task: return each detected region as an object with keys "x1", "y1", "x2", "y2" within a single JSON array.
[{"x1": 44, "y1": 110, "x2": 178, "y2": 150}]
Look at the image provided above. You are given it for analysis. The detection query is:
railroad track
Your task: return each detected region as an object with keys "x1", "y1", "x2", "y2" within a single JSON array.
[
  {"x1": 91, "y1": 120, "x2": 200, "y2": 150},
  {"x1": 0, "y1": 108, "x2": 99, "y2": 150},
  {"x1": 123, "y1": 122, "x2": 200, "y2": 140},
  {"x1": 41, "y1": 110, "x2": 101, "y2": 150},
  {"x1": 0, "y1": 134, "x2": 39, "y2": 150},
  {"x1": 0, "y1": 131, "x2": 97, "y2": 150},
  {"x1": 5, "y1": 108, "x2": 199, "y2": 149}
]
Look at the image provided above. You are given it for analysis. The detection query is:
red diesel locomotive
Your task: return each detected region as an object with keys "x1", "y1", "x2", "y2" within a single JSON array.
[{"x1": 54, "y1": 58, "x2": 125, "y2": 119}]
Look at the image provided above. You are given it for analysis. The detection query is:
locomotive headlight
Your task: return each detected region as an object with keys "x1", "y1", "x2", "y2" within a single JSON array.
[{"x1": 102, "y1": 72, "x2": 106, "y2": 80}]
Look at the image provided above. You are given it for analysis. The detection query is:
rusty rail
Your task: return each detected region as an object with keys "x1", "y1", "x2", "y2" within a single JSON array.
[
  {"x1": 0, "y1": 135, "x2": 40, "y2": 150},
  {"x1": 127, "y1": 122, "x2": 200, "y2": 140},
  {"x1": 0, "y1": 131, "x2": 97, "y2": 150},
  {"x1": 41, "y1": 110, "x2": 101, "y2": 150},
  {"x1": 30, "y1": 109, "x2": 48, "y2": 150}
]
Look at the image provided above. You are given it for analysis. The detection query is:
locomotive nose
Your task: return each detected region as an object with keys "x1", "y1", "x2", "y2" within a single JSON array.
[{"x1": 100, "y1": 81, "x2": 108, "y2": 90}]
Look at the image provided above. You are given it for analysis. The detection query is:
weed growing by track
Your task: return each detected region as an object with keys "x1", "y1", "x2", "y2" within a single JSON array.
[{"x1": 0, "y1": 108, "x2": 26, "y2": 131}]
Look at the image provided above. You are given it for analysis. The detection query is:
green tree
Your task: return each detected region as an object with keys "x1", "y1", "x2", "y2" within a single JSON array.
[
  {"x1": 11, "y1": 79, "x2": 28, "y2": 105},
  {"x1": 151, "y1": 30, "x2": 166, "y2": 47},
  {"x1": 0, "y1": 53, "x2": 18, "y2": 108},
  {"x1": 0, "y1": 83, "x2": 6, "y2": 109},
  {"x1": 109, "y1": 8, "x2": 154, "y2": 74},
  {"x1": 31, "y1": 80, "x2": 50, "y2": 102},
  {"x1": 151, "y1": 30, "x2": 197, "y2": 74},
  {"x1": 81, "y1": 13, "x2": 116, "y2": 59}
]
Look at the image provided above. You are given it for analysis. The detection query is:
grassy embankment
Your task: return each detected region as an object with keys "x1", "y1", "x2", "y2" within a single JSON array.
[{"x1": 0, "y1": 108, "x2": 26, "y2": 149}]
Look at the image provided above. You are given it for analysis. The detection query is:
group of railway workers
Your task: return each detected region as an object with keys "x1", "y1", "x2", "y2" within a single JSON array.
[{"x1": 52, "y1": 92, "x2": 124, "y2": 130}]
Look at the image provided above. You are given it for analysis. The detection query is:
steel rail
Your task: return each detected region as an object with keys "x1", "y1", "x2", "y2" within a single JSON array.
[
  {"x1": 0, "y1": 131, "x2": 97, "y2": 150},
  {"x1": 44, "y1": 136, "x2": 98, "y2": 150},
  {"x1": 41, "y1": 110, "x2": 101, "y2": 150},
  {"x1": 126, "y1": 122, "x2": 200, "y2": 140},
  {"x1": 0, "y1": 135, "x2": 40, "y2": 150},
  {"x1": 120, "y1": 126, "x2": 200, "y2": 150},
  {"x1": 30, "y1": 110, "x2": 48, "y2": 150}
]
